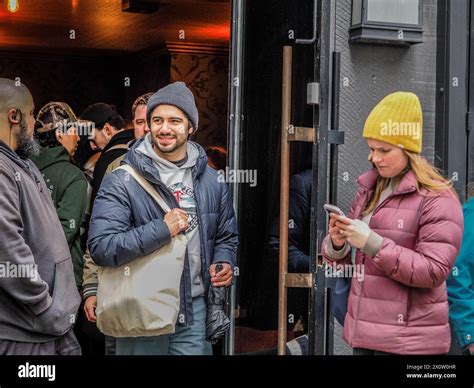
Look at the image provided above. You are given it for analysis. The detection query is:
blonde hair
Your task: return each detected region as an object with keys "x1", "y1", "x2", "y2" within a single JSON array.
[{"x1": 363, "y1": 150, "x2": 455, "y2": 215}]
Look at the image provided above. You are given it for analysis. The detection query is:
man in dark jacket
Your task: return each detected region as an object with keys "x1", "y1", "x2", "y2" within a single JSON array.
[
  {"x1": 81, "y1": 96, "x2": 152, "y2": 355},
  {"x1": 268, "y1": 169, "x2": 311, "y2": 332},
  {"x1": 88, "y1": 82, "x2": 238, "y2": 355},
  {"x1": 0, "y1": 78, "x2": 81, "y2": 355},
  {"x1": 80, "y1": 103, "x2": 133, "y2": 355},
  {"x1": 81, "y1": 103, "x2": 135, "y2": 206}
]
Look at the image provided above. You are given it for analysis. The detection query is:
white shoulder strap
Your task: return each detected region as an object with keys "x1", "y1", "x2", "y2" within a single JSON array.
[
  {"x1": 105, "y1": 144, "x2": 129, "y2": 153},
  {"x1": 116, "y1": 165, "x2": 171, "y2": 213}
]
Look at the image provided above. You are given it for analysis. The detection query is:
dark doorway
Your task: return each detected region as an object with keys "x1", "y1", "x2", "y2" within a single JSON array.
[{"x1": 233, "y1": 0, "x2": 315, "y2": 353}]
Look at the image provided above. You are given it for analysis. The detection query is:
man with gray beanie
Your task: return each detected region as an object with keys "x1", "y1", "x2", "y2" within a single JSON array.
[{"x1": 88, "y1": 81, "x2": 238, "y2": 355}]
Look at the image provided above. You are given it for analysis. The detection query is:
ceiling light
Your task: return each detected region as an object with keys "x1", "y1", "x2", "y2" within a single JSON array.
[{"x1": 7, "y1": 0, "x2": 19, "y2": 13}]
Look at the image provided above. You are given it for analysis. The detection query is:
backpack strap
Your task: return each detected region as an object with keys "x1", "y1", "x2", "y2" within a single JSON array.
[
  {"x1": 105, "y1": 144, "x2": 129, "y2": 153},
  {"x1": 105, "y1": 154, "x2": 125, "y2": 176}
]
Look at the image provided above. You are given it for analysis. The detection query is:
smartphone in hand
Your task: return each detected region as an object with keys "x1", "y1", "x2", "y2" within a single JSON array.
[{"x1": 323, "y1": 204, "x2": 346, "y2": 217}]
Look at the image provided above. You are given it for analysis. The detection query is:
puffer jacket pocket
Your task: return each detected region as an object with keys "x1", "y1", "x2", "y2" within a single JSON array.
[
  {"x1": 33, "y1": 258, "x2": 81, "y2": 336},
  {"x1": 405, "y1": 289, "x2": 411, "y2": 325}
]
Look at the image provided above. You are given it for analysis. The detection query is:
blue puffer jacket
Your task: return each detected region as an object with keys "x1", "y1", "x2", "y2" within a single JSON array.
[
  {"x1": 88, "y1": 138, "x2": 238, "y2": 325},
  {"x1": 447, "y1": 197, "x2": 474, "y2": 350}
]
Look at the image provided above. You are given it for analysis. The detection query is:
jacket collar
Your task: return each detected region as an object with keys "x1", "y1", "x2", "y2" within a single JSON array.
[
  {"x1": 357, "y1": 168, "x2": 417, "y2": 195},
  {"x1": 0, "y1": 140, "x2": 44, "y2": 191},
  {"x1": 30, "y1": 145, "x2": 70, "y2": 170},
  {"x1": 0, "y1": 139, "x2": 28, "y2": 167},
  {"x1": 102, "y1": 129, "x2": 135, "y2": 153},
  {"x1": 0, "y1": 139, "x2": 34, "y2": 172},
  {"x1": 123, "y1": 137, "x2": 209, "y2": 185}
]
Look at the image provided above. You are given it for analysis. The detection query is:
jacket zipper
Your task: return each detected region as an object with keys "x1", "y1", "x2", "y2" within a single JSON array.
[
  {"x1": 352, "y1": 251, "x2": 366, "y2": 347},
  {"x1": 25, "y1": 161, "x2": 43, "y2": 193},
  {"x1": 191, "y1": 176, "x2": 208, "y2": 296},
  {"x1": 405, "y1": 290, "x2": 411, "y2": 324},
  {"x1": 351, "y1": 190, "x2": 370, "y2": 347},
  {"x1": 369, "y1": 185, "x2": 416, "y2": 332},
  {"x1": 370, "y1": 186, "x2": 416, "y2": 218},
  {"x1": 352, "y1": 184, "x2": 416, "y2": 346},
  {"x1": 146, "y1": 169, "x2": 190, "y2": 325},
  {"x1": 140, "y1": 153, "x2": 207, "y2": 325}
]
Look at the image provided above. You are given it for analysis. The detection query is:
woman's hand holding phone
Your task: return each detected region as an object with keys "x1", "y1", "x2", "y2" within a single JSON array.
[
  {"x1": 336, "y1": 216, "x2": 372, "y2": 250},
  {"x1": 324, "y1": 204, "x2": 347, "y2": 249},
  {"x1": 328, "y1": 213, "x2": 347, "y2": 249}
]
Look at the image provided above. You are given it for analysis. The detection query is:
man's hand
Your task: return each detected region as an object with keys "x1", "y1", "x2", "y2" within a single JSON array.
[
  {"x1": 209, "y1": 263, "x2": 233, "y2": 287},
  {"x1": 84, "y1": 295, "x2": 97, "y2": 322},
  {"x1": 164, "y1": 208, "x2": 188, "y2": 237}
]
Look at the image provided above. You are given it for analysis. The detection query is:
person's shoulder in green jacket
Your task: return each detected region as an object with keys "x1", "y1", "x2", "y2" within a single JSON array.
[{"x1": 30, "y1": 146, "x2": 89, "y2": 288}]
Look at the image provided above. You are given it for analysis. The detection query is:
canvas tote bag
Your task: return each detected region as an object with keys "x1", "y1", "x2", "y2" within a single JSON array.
[{"x1": 96, "y1": 164, "x2": 187, "y2": 337}]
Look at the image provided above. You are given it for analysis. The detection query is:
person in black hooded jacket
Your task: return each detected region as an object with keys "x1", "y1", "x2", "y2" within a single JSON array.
[
  {"x1": 80, "y1": 103, "x2": 135, "y2": 208},
  {"x1": 268, "y1": 169, "x2": 311, "y2": 332}
]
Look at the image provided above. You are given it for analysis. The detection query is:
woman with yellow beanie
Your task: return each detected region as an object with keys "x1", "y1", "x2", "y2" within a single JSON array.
[{"x1": 322, "y1": 91, "x2": 464, "y2": 355}]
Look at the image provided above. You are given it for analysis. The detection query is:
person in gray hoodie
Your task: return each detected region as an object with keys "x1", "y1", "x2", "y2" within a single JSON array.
[
  {"x1": 0, "y1": 78, "x2": 81, "y2": 355},
  {"x1": 89, "y1": 82, "x2": 238, "y2": 355}
]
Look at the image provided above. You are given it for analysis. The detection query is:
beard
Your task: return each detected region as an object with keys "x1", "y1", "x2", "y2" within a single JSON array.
[
  {"x1": 151, "y1": 131, "x2": 187, "y2": 154},
  {"x1": 15, "y1": 120, "x2": 39, "y2": 159}
]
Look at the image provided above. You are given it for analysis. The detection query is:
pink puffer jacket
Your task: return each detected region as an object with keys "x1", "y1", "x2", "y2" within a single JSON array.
[{"x1": 323, "y1": 169, "x2": 463, "y2": 354}]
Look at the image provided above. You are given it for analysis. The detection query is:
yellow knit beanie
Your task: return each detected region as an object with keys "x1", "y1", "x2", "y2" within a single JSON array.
[{"x1": 362, "y1": 91, "x2": 423, "y2": 154}]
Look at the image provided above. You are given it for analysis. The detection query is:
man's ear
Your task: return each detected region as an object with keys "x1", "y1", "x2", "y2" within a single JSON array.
[
  {"x1": 103, "y1": 123, "x2": 114, "y2": 137},
  {"x1": 7, "y1": 108, "x2": 21, "y2": 125},
  {"x1": 188, "y1": 126, "x2": 194, "y2": 136},
  {"x1": 55, "y1": 129, "x2": 64, "y2": 143}
]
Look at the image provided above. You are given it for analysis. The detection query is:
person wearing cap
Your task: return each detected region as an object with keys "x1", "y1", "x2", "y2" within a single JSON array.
[
  {"x1": 31, "y1": 102, "x2": 89, "y2": 289},
  {"x1": 88, "y1": 81, "x2": 238, "y2": 355},
  {"x1": 322, "y1": 91, "x2": 463, "y2": 355},
  {"x1": 80, "y1": 103, "x2": 134, "y2": 207},
  {"x1": 0, "y1": 79, "x2": 81, "y2": 355}
]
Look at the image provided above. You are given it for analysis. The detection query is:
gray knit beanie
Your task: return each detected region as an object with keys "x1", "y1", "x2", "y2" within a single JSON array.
[{"x1": 146, "y1": 82, "x2": 199, "y2": 131}]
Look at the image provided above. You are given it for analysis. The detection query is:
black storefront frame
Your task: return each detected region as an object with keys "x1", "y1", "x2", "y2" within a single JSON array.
[{"x1": 436, "y1": 0, "x2": 471, "y2": 202}]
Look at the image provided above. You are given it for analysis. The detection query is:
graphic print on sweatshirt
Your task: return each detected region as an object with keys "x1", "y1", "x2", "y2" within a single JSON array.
[{"x1": 168, "y1": 182, "x2": 198, "y2": 233}]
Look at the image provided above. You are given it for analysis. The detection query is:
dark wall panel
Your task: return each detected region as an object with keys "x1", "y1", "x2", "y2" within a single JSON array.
[
  {"x1": 335, "y1": 0, "x2": 439, "y2": 212},
  {"x1": 0, "y1": 52, "x2": 124, "y2": 118},
  {"x1": 238, "y1": 0, "x2": 315, "y2": 332}
]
